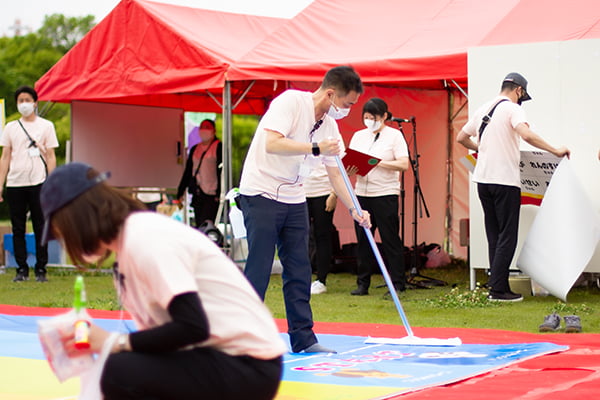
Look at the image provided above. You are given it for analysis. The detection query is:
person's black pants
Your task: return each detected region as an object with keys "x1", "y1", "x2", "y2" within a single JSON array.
[
  {"x1": 101, "y1": 348, "x2": 282, "y2": 400},
  {"x1": 477, "y1": 183, "x2": 520, "y2": 293},
  {"x1": 354, "y1": 195, "x2": 405, "y2": 290},
  {"x1": 191, "y1": 190, "x2": 219, "y2": 227},
  {"x1": 307, "y1": 195, "x2": 334, "y2": 285},
  {"x1": 5, "y1": 184, "x2": 48, "y2": 276}
]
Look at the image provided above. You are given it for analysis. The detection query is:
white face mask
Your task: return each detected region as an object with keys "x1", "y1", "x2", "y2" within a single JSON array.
[
  {"x1": 81, "y1": 249, "x2": 105, "y2": 264},
  {"x1": 328, "y1": 104, "x2": 350, "y2": 120},
  {"x1": 364, "y1": 119, "x2": 382, "y2": 133},
  {"x1": 17, "y1": 102, "x2": 35, "y2": 117},
  {"x1": 327, "y1": 94, "x2": 351, "y2": 120}
]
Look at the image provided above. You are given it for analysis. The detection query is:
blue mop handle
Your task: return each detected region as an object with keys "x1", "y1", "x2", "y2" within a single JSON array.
[
  {"x1": 335, "y1": 156, "x2": 414, "y2": 336},
  {"x1": 334, "y1": 155, "x2": 414, "y2": 337}
]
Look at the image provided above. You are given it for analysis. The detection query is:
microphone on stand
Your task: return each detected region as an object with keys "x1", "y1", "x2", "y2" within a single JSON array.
[{"x1": 391, "y1": 116, "x2": 414, "y2": 123}]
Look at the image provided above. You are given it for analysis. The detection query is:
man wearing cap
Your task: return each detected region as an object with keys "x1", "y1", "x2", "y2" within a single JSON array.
[
  {"x1": 456, "y1": 72, "x2": 570, "y2": 302},
  {"x1": 0, "y1": 86, "x2": 58, "y2": 282}
]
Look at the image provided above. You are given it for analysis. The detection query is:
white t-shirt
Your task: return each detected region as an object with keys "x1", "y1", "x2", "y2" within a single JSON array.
[
  {"x1": 303, "y1": 163, "x2": 333, "y2": 198},
  {"x1": 0, "y1": 116, "x2": 59, "y2": 187},
  {"x1": 239, "y1": 90, "x2": 344, "y2": 204},
  {"x1": 115, "y1": 212, "x2": 288, "y2": 359},
  {"x1": 461, "y1": 95, "x2": 527, "y2": 188},
  {"x1": 349, "y1": 125, "x2": 409, "y2": 196}
]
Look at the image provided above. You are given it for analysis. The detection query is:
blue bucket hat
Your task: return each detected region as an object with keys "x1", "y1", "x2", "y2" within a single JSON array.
[{"x1": 40, "y1": 162, "x2": 110, "y2": 244}]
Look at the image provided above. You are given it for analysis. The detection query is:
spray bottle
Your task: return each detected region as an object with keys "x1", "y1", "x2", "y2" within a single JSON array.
[
  {"x1": 73, "y1": 276, "x2": 91, "y2": 350},
  {"x1": 225, "y1": 188, "x2": 246, "y2": 238}
]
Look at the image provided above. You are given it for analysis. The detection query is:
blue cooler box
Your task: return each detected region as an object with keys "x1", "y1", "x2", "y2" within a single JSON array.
[{"x1": 3, "y1": 233, "x2": 65, "y2": 267}]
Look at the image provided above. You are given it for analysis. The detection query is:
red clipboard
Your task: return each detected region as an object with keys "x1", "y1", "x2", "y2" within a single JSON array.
[{"x1": 342, "y1": 148, "x2": 381, "y2": 176}]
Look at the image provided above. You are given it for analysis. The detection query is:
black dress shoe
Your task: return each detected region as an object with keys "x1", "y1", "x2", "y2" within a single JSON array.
[{"x1": 351, "y1": 286, "x2": 368, "y2": 296}]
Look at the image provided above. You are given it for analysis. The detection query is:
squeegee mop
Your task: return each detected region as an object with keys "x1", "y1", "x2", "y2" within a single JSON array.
[{"x1": 335, "y1": 155, "x2": 461, "y2": 346}]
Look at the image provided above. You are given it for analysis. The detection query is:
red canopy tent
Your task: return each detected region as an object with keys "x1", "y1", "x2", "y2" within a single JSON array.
[
  {"x1": 35, "y1": 0, "x2": 600, "y2": 256},
  {"x1": 35, "y1": 0, "x2": 289, "y2": 113}
]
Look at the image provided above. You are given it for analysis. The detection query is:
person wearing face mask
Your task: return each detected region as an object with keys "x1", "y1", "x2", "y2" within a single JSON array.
[
  {"x1": 457, "y1": 72, "x2": 570, "y2": 302},
  {"x1": 347, "y1": 98, "x2": 409, "y2": 298},
  {"x1": 0, "y1": 86, "x2": 59, "y2": 282},
  {"x1": 177, "y1": 119, "x2": 222, "y2": 227},
  {"x1": 238, "y1": 66, "x2": 371, "y2": 354}
]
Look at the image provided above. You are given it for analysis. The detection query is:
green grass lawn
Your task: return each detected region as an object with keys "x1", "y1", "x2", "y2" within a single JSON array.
[{"x1": 1, "y1": 263, "x2": 597, "y2": 334}]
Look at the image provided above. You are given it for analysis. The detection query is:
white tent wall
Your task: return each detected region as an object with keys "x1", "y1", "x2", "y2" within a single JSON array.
[
  {"x1": 467, "y1": 38, "x2": 600, "y2": 281},
  {"x1": 71, "y1": 101, "x2": 184, "y2": 187}
]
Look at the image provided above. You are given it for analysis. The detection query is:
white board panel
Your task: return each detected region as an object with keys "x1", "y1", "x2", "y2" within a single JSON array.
[
  {"x1": 467, "y1": 39, "x2": 600, "y2": 273},
  {"x1": 71, "y1": 101, "x2": 184, "y2": 188}
]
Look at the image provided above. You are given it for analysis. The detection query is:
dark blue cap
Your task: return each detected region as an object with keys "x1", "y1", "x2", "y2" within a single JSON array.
[
  {"x1": 40, "y1": 162, "x2": 110, "y2": 244},
  {"x1": 503, "y1": 72, "x2": 532, "y2": 101}
]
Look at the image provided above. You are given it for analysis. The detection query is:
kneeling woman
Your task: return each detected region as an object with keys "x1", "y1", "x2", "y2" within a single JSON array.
[{"x1": 40, "y1": 162, "x2": 286, "y2": 400}]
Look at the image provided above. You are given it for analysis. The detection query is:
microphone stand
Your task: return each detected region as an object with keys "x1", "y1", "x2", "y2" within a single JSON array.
[{"x1": 398, "y1": 117, "x2": 446, "y2": 288}]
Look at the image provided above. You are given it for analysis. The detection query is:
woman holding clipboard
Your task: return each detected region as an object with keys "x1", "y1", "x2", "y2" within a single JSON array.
[{"x1": 346, "y1": 98, "x2": 410, "y2": 297}]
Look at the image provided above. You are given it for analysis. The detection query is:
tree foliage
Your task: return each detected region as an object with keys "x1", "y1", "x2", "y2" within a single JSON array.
[
  {"x1": 1, "y1": 14, "x2": 95, "y2": 113},
  {"x1": 38, "y1": 14, "x2": 95, "y2": 53}
]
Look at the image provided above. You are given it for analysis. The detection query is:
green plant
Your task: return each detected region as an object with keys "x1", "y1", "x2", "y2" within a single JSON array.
[
  {"x1": 424, "y1": 283, "x2": 498, "y2": 309},
  {"x1": 549, "y1": 301, "x2": 594, "y2": 315}
]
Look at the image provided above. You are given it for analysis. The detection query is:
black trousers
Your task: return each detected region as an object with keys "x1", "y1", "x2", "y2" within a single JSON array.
[
  {"x1": 307, "y1": 195, "x2": 334, "y2": 285},
  {"x1": 101, "y1": 348, "x2": 282, "y2": 400},
  {"x1": 477, "y1": 183, "x2": 521, "y2": 293},
  {"x1": 354, "y1": 195, "x2": 406, "y2": 290},
  {"x1": 5, "y1": 184, "x2": 48, "y2": 275},
  {"x1": 191, "y1": 190, "x2": 219, "y2": 228}
]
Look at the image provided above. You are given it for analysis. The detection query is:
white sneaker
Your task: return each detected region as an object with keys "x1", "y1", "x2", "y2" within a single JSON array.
[{"x1": 310, "y1": 280, "x2": 327, "y2": 294}]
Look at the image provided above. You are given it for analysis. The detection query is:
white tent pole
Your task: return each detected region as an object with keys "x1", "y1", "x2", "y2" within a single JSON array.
[{"x1": 221, "y1": 81, "x2": 234, "y2": 256}]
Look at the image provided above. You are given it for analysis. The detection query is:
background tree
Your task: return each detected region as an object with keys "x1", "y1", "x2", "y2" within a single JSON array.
[{"x1": 37, "y1": 14, "x2": 95, "y2": 53}]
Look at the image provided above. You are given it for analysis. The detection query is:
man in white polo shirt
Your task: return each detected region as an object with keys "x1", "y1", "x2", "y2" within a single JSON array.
[
  {"x1": 239, "y1": 66, "x2": 370, "y2": 353},
  {"x1": 457, "y1": 72, "x2": 569, "y2": 302},
  {"x1": 0, "y1": 86, "x2": 58, "y2": 282}
]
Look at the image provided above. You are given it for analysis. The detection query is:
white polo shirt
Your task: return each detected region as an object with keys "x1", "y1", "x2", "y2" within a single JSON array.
[
  {"x1": 115, "y1": 212, "x2": 288, "y2": 359},
  {"x1": 349, "y1": 125, "x2": 408, "y2": 197},
  {"x1": 0, "y1": 116, "x2": 59, "y2": 187},
  {"x1": 461, "y1": 95, "x2": 527, "y2": 188},
  {"x1": 239, "y1": 90, "x2": 343, "y2": 204}
]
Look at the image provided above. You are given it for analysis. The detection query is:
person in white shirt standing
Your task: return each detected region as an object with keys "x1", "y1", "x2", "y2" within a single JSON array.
[
  {"x1": 0, "y1": 86, "x2": 58, "y2": 282},
  {"x1": 238, "y1": 66, "x2": 370, "y2": 353},
  {"x1": 457, "y1": 72, "x2": 570, "y2": 302},
  {"x1": 347, "y1": 98, "x2": 409, "y2": 298}
]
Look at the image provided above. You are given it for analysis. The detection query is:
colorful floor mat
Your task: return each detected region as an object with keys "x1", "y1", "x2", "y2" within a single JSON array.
[{"x1": 0, "y1": 308, "x2": 569, "y2": 400}]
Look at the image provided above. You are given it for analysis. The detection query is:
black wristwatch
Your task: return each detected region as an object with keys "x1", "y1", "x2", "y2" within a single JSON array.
[{"x1": 312, "y1": 142, "x2": 320, "y2": 156}]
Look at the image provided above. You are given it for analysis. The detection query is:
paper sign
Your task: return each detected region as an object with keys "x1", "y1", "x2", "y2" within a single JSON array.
[
  {"x1": 517, "y1": 159, "x2": 600, "y2": 300},
  {"x1": 460, "y1": 151, "x2": 562, "y2": 205}
]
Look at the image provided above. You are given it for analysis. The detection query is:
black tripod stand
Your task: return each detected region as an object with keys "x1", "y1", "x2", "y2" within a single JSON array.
[{"x1": 397, "y1": 117, "x2": 447, "y2": 288}]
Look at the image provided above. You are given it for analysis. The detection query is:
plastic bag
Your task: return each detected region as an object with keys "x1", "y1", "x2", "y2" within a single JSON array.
[
  {"x1": 37, "y1": 309, "x2": 94, "y2": 382},
  {"x1": 424, "y1": 244, "x2": 451, "y2": 268}
]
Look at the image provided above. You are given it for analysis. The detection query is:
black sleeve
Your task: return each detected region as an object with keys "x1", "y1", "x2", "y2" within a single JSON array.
[
  {"x1": 176, "y1": 145, "x2": 197, "y2": 199},
  {"x1": 128, "y1": 291, "x2": 210, "y2": 353}
]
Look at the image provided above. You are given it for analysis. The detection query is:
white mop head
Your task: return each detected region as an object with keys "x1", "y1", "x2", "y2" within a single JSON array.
[{"x1": 365, "y1": 336, "x2": 462, "y2": 346}]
